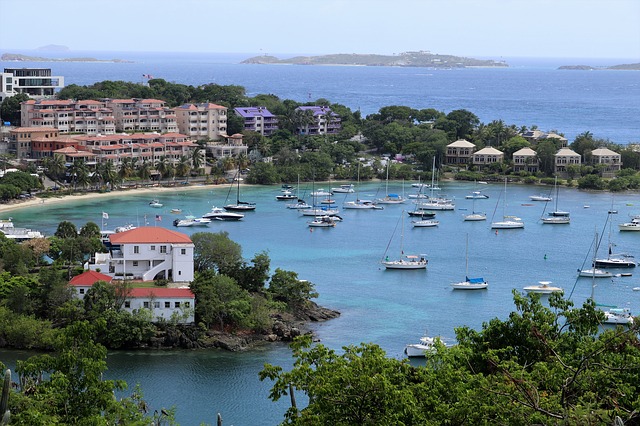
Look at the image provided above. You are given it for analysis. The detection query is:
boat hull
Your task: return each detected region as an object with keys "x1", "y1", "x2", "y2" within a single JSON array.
[
  {"x1": 491, "y1": 221, "x2": 524, "y2": 229},
  {"x1": 382, "y1": 260, "x2": 427, "y2": 270},
  {"x1": 450, "y1": 281, "x2": 488, "y2": 290}
]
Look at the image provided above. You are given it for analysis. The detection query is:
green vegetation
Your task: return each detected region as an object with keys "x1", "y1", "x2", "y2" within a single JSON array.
[{"x1": 261, "y1": 292, "x2": 640, "y2": 425}]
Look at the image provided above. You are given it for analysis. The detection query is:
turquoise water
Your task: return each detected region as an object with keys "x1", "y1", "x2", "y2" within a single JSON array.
[{"x1": 3, "y1": 181, "x2": 640, "y2": 424}]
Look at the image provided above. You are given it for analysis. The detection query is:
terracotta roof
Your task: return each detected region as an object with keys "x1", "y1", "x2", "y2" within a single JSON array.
[
  {"x1": 128, "y1": 288, "x2": 194, "y2": 298},
  {"x1": 69, "y1": 270, "x2": 113, "y2": 286},
  {"x1": 109, "y1": 226, "x2": 192, "y2": 244}
]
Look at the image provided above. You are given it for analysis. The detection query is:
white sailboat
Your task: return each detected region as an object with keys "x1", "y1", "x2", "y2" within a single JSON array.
[
  {"x1": 450, "y1": 234, "x2": 488, "y2": 290},
  {"x1": 376, "y1": 161, "x2": 406, "y2": 204},
  {"x1": 594, "y1": 211, "x2": 636, "y2": 268},
  {"x1": 491, "y1": 178, "x2": 524, "y2": 229},
  {"x1": 343, "y1": 162, "x2": 383, "y2": 210},
  {"x1": 578, "y1": 231, "x2": 613, "y2": 278},
  {"x1": 381, "y1": 212, "x2": 428, "y2": 270},
  {"x1": 541, "y1": 176, "x2": 570, "y2": 224},
  {"x1": 415, "y1": 157, "x2": 455, "y2": 211},
  {"x1": 464, "y1": 182, "x2": 487, "y2": 221}
]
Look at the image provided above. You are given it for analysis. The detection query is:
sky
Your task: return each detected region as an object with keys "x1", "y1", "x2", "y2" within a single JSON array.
[{"x1": 1, "y1": 0, "x2": 639, "y2": 60}]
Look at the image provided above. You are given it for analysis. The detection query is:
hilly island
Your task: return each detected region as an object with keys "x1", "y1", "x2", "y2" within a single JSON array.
[{"x1": 241, "y1": 50, "x2": 508, "y2": 68}]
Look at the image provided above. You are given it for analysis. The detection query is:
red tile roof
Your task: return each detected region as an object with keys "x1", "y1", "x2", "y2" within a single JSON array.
[
  {"x1": 128, "y1": 288, "x2": 194, "y2": 298},
  {"x1": 109, "y1": 226, "x2": 192, "y2": 244},
  {"x1": 69, "y1": 270, "x2": 113, "y2": 286}
]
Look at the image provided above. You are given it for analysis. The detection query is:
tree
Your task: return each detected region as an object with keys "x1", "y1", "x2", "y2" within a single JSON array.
[
  {"x1": 190, "y1": 271, "x2": 251, "y2": 331},
  {"x1": 0, "y1": 93, "x2": 29, "y2": 125},
  {"x1": 43, "y1": 154, "x2": 67, "y2": 183},
  {"x1": 268, "y1": 269, "x2": 318, "y2": 309},
  {"x1": 191, "y1": 231, "x2": 242, "y2": 272},
  {"x1": 54, "y1": 221, "x2": 78, "y2": 239}
]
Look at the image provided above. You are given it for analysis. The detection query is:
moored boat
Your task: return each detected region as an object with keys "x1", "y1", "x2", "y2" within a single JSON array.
[
  {"x1": 523, "y1": 281, "x2": 563, "y2": 294},
  {"x1": 202, "y1": 206, "x2": 244, "y2": 221},
  {"x1": 404, "y1": 335, "x2": 439, "y2": 357}
]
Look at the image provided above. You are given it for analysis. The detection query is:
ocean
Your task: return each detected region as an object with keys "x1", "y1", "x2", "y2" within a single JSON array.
[
  {"x1": 1, "y1": 52, "x2": 640, "y2": 424},
  {"x1": 1, "y1": 51, "x2": 639, "y2": 143}
]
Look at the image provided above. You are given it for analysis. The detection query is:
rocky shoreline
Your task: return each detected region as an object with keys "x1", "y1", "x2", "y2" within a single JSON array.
[{"x1": 147, "y1": 302, "x2": 340, "y2": 352}]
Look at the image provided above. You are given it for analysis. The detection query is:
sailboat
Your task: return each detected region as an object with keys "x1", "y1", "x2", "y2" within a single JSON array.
[
  {"x1": 415, "y1": 157, "x2": 455, "y2": 211},
  {"x1": 464, "y1": 182, "x2": 487, "y2": 221},
  {"x1": 224, "y1": 170, "x2": 256, "y2": 212},
  {"x1": 490, "y1": 178, "x2": 524, "y2": 229},
  {"x1": 594, "y1": 210, "x2": 637, "y2": 268},
  {"x1": 578, "y1": 231, "x2": 613, "y2": 278},
  {"x1": 450, "y1": 234, "x2": 488, "y2": 289},
  {"x1": 541, "y1": 176, "x2": 570, "y2": 224},
  {"x1": 376, "y1": 161, "x2": 405, "y2": 204},
  {"x1": 343, "y1": 162, "x2": 383, "y2": 210},
  {"x1": 286, "y1": 175, "x2": 312, "y2": 210},
  {"x1": 381, "y1": 211, "x2": 428, "y2": 270},
  {"x1": 300, "y1": 175, "x2": 340, "y2": 217}
]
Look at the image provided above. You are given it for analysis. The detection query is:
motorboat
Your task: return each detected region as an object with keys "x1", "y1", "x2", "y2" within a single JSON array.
[
  {"x1": 619, "y1": 218, "x2": 640, "y2": 231},
  {"x1": 300, "y1": 207, "x2": 340, "y2": 216},
  {"x1": 343, "y1": 199, "x2": 383, "y2": 210},
  {"x1": 0, "y1": 218, "x2": 45, "y2": 241},
  {"x1": 593, "y1": 254, "x2": 636, "y2": 269},
  {"x1": 170, "y1": 208, "x2": 182, "y2": 214},
  {"x1": 577, "y1": 268, "x2": 613, "y2": 278},
  {"x1": 407, "y1": 209, "x2": 436, "y2": 218},
  {"x1": 202, "y1": 206, "x2": 244, "y2": 221},
  {"x1": 331, "y1": 184, "x2": 355, "y2": 193},
  {"x1": 451, "y1": 277, "x2": 488, "y2": 290},
  {"x1": 523, "y1": 281, "x2": 563, "y2": 294},
  {"x1": 308, "y1": 215, "x2": 338, "y2": 228},
  {"x1": 173, "y1": 217, "x2": 212, "y2": 227},
  {"x1": 404, "y1": 335, "x2": 439, "y2": 357},
  {"x1": 529, "y1": 194, "x2": 552, "y2": 202},
  {"x1": 602, "y1": 307, "x2": 634, "y2": 325},
  {"x1": 411, "y1": 219, "x2": 439, "y2": 228},
  {"x1": 149, "y1": 200, "x2": 163, "y2": 208},
  {"x1": 310, "y1": 189, "x2": 332, "y2": 197},
  {"x1": 541, "y1": 216, "x2": 570, "y2": 224},
  {"x1": 275, "y1": 190, "x2": 297, "y2": 201}
]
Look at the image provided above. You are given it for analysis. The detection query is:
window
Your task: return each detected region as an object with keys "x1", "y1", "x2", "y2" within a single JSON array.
[
  {"x1": 132, "y1": 261, "x2": 138, "y2": 266},
  {"x1": 125, "y1": 301, "x2": 131, "y2": 308},
  {"x1": 79, "y1": 288, "x2": 85, "y2": 294},
  {"x1": 165, "y1": 301, "x2": 170, "y2": 308},
  {"x1": 160, "y1": 246, "x2": 167, "y2": 254},
  {"x1": 154, "y1": 302, "x2": 160, "y2": 308},
  {"x1": 185, "y1": 301, "x2": 191, "y2": 308},
  {"x1": 143, "y1": 301, "x2": 150, "y2": 308},
  {"x1": 181, "y1": 248, "x2": 186, "y2": 255},
  {"x1": 150, "y1": 245, "x2": 156, "y2": 251},
  {"x1": 175, "y1": 302, "x2": 181, "y2": 308},
  {"x1": 133, "y1": 245, "x2": 139, "y2": 254}
]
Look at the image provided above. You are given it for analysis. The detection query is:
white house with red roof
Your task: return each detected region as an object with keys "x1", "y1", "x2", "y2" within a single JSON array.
[
  {"x1": 88, "y1": 226, "x2": 195, "y2": 283},
  {"x1": 69, "y1": 270, "x2": 113, "y2": 299},
  {"x1": 69, "y1": 270, "x2": 195, "y2": 323}
]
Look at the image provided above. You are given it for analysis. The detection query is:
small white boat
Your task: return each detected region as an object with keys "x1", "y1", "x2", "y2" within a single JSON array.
[
  {"x1": 602, "y1": 307, "x2": 634, "y2": 325},
  {"x1": 310, "y1": 189, "x2": 332, "y2": 197},
  {"x1": 382, "y1": 254, "x2": 428, "y2": 269},
  {"x1": 149, "y1": 200, "x2": 163, "y2": 208},
  {"x1": 331, "y1": 184, "x2": 355, "y2": 193},
  {"x1": 308, "y1": 215, "x2": 338, "y2": 228},
  {"x1": 320, "y1": 198, "x2": 336, "y2": 204},
  {"x1": 523, "y1": 281, "x2": 563, "y2": 294},
  {"x1": 170, "y1": 208, "x2": 182, "y2": 214},
  {"x1": 173, "y1": 217, "x2": 212, "y2": 227},
  {"x1": 300, "y1": 207, "x2": 340, "y2": 216},
  {"x1": 405, "y1": 335, "x2": 439, "y2": 357},
  {"x1": 577, "y1": 268, "x2": 613, "y2": 278},
  {"x1": 541, "y1": 216, "x2": 570, "y2": 224},
  {"x1": 464, "y1": 212, "x2": 487, "y2": 221},
  {"x1": 491, "y1": 217, "x2": 524, "y2": 229},
  {"x1": 376, "y1": 194, "x2": 406, "y2": 204},
  {"x1": 529, "y1": 194, "x2": 552, "y2": 202},
  {"x1": 343, "y1": 200, "x2": 383, "y2": 210},
  {"x1": 465, "y1": 191, "x2": 489, "y2": 199},
  {"x1": 411, "y1": 219, "x2": 439, "y2": 228},
  {"x1": 275, "y1": 190, "x2": 297, "y2": 201},
  {"x1": 286, "y1": 200, "x2": 312, "y2": 209},
  {"x1": 451, "y1": 277, "x2": 488, "y2": 290}
]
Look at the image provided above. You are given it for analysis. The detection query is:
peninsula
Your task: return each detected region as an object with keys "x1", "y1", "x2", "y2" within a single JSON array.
[
  {"x1": 241, "y1": 50, "x2": 508, "y2": 68},
  {"x1": 558, "y1": 62, "x2": 640, "y2": 70}
]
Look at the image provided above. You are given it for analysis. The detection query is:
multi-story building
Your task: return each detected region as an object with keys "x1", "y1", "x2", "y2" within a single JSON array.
[
  {"x1": 0, "y1": 68, "x2": 65, "y2": 102},
  {"x1": 512, "y1": 147, "x2": 539, "y2": 173},
  {"x1": 522, "y1": 130, "x2": 568, "y2": 148},
  {"x1": 590, "y1": 147, "x2": 621, "y2": 178},
  {"x1": 8, "y1": 126, "x2": 59, "y2": 159},
  {"x1": 295, "y1": 106, "x2": 341, "y2": 135},
  {"x1": 209, "y1": 133, "x2": 247, "y2": 159},
  {"x1": 89, "y1": 226, "x2": 195, "y2": 283},
  {"x1": 21, "y1": 99, "x2": 117, "y2": 135},
  {"x1": 445, "y1": 139, "x2": 476, "y2": 166},
  {"x1": 472, "y1": 147, "x2": 504, "y2": 169},
  {"x1": 175, "y1": 103, "x2": 228, "y2": 141},
  {"x1": 554, "y1": 148, "x2": 581, "y2": 176},
  {"x1": 234, "y1": 106, "x2": 279, "y2": 136},
  {"x1": 105, "y1": 98, "x2": 178, "y2": 133}
]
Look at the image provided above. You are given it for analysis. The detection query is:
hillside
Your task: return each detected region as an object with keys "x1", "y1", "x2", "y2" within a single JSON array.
[
  {"x1": 1, "y1": 53, "x2": 132, "y2": 63},
  {"x1": 558, "y1": 63, "x2": 640, "y2": 70},
  {"x1": 241, "y1": 51, "x2": 508, "y2": 68}
]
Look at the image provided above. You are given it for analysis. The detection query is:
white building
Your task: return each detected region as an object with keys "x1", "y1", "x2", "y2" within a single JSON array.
[
  {"x1": 69, "y1": 269, "x2": 113, "y2": 300},
  {"x1": 590, "y1": 147, "x2": 622, "y2": 178},
  {"x1": 472, "y1": 147, "x2": 504, "y2": 168},
  {"x1": 554, "y1": 148, "x2": 581, "y2": 176},
  {"x1": 1, "y1": 68, "x2": 65, "y2": 102},
  {"x1": 89, "y1": 227, "x2": 195, "y2": 283},
  {"x1": 124, "y1": 288, "x2": 195, "y2": 324},
  {"x1": 512, "y1": 147, "x2": 538, "y2": 173}
]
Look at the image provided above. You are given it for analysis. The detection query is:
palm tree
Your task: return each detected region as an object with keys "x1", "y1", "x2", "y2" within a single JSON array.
[
  {"x1": 322, "y1": 107, "x2": 335, "y2": 142},
  {"x1": 191, "y1": 147, "x2": 204, "y2": 176},
  {"x1": 101, "y1": 160, "x2": 118, "y2": 190},
  {"x1": 45, "y1": 153, "x2": 67, "y2": 182},
  {"x1": 176, "y1": 155, "x2": 191, "y2": 180},
  {"x1": 294, "y1": 109, "x2": 315, "y2": 140},
  {"x1": 69, "y1": 159, "x2": 90, "y2": 191},
  {"x1": 118, "y1": 157, "x2": 135, "y2": 181},
  {"x1": 236, "y1": 152, "x2": 250, "y2": 171},
  {"x1": 138, "y1": 160, "x2": 151, "y2": 184}
]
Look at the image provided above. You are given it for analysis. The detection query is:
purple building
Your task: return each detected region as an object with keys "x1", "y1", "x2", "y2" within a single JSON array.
[
  {"x1": 295, "y1": 106, "x2": 341, "y2": 135},
  {"x1": 233, "y1": 106, "x2": 278, "y2": 136}
]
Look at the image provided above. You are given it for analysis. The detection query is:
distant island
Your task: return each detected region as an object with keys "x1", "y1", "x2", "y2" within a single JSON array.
[
  {"x1": 558, "y1": 63, "x2": 640, "y2": 70},
  {"x1": 241, "y1": 51, "x2": 508, "y2": 68},
  {"x1": 1, "y1": 53, "x2": 133, "y2": 63}
]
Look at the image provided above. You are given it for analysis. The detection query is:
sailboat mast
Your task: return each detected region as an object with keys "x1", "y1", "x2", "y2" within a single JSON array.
[{"x1": 465, "y1": 233, "x2": 469, "y2": 277}]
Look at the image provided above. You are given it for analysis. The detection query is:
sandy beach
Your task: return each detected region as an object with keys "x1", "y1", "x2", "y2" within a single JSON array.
[{"x1": 0, "y1": 183, "x2": 220, "y2": 215}]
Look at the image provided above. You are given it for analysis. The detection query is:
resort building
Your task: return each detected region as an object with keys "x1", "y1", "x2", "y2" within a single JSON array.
[
  {"x1": 472, "y1": 146, "x2": 504, "y2": 169},
  {"x1": 69, "y1": 270, "x2": 195, "y2": 324},
  {"x1": 175, "y1": 103, "x2": 228, "y2": 141},
  {"x1": 21, "y1": 99, "x2": 117, "y2": 135},
  {"x1": 0, "y1": 68, "x2": 65, "y2": 102},
  {"x1": 234, "y1": 106, "x2": 279, "y2": 136},
  {"x1": 8, "y1": 126, "x2": 59, "y2": 159},
  {"x1": 554, "y1": 148, "x2": 581, "y2": 177},
  {"x1": 208, "y1": 133, "x2": 248, "y2": 159},
  {"x1": 445, "y1": 139, "x2": 476, "y2": 166},
  {"x1": 590, "y1": 147, "x2": 622, "y2": 178},
  {"x1": 295, "y1": 106, "x2": 341, "y2": 136},
  {"x1": 105, "y1": 98, "x2": 178, "y2": 134},
  {"x1": 88, "y1": 226, "x2": 195, "y2": 283},
  {"x1": 512, "y1": 147, "x2": 539, "y2": 173},
  {"x1": 522, "y1": 130, "x2": 568, "y2": 148}
]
